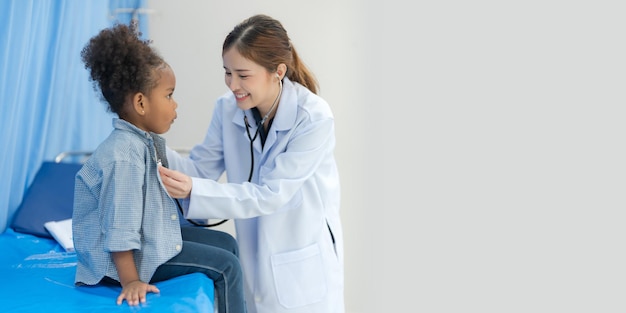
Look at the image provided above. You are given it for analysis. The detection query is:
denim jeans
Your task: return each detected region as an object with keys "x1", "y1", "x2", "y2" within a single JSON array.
[{"x1": 151, "y1": 226, "x2": 247, "y2": 313}]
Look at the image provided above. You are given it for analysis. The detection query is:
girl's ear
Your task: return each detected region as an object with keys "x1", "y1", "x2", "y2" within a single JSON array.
[{"x1": 132, "y1": 92, "x2": 146, "y2": 115}]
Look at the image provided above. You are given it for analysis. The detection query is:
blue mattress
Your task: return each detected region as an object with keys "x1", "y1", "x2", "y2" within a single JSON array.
[{"x1": 0, "y1": 228, "x2": 215, "y2": 312}]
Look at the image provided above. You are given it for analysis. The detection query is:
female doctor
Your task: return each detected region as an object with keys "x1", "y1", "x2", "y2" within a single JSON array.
[{"x1": 158, "y1": 14, "x2": 344, "y2": 313}]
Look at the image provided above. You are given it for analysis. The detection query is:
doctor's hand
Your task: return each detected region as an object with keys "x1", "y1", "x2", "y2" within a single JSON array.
[{"x1": 158, "y1": 165, "x2": 193, "y2": 198}]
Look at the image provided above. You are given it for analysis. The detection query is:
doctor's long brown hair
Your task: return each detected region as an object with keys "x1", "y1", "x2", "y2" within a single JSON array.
[{"x1": 222, "y1": 14, "x2": 319, "y2": 95}]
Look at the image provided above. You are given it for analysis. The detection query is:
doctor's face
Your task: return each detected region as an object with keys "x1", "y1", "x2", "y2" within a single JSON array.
[{"x1": 223, "y1": 48, "x2": 278, "y2": 114}]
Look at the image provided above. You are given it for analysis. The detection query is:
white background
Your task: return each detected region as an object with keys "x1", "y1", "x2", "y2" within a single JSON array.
[{"x1": 147, "y1": 1, "x2": 625, "y2": 312}]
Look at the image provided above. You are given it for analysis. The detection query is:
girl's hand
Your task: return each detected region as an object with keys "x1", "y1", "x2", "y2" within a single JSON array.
[
  {"x1": 116, "y1": 280, "x2": 160, "y2": 306},
  {"x1": 158, "y1": 165, "x2": 193, "y2": 198}
]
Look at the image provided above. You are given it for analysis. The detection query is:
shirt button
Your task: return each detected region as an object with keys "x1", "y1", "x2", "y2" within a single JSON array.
[
  {"x1": 255, "y1": 296, "x2": 261, "y2": 302},
  {"x1": 171, "y1": 214, "x2": 177, "y2": 220},
  {"x1": 175, "y1": 244, "x2": 182, "y2": 251}
]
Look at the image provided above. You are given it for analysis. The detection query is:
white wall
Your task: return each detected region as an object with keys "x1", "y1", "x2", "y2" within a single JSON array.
[{"x1": 147, "y1": 1, "x2": 624, "y2": 312}]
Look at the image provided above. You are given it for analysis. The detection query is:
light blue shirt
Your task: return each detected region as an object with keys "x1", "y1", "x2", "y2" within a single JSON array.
[{"x1": 73, "y1": 118, "x2": 182, "y2": 285}]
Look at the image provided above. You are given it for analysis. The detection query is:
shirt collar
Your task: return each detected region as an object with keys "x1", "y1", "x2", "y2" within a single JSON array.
[{"x1": 112, "y1": 118, "x2": 169, "y2": 167}]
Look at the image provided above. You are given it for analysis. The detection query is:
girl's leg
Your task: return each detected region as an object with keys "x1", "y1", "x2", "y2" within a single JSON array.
[
  {"x1": 180, "y1": 226, "x2": 239, "y2": 256},
  {"x1": 151, "y1": 241, "x2": 246, "y2": 313}
]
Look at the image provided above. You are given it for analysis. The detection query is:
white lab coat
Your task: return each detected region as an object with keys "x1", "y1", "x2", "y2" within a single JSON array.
[{"x1": 166, "y1": 78, "x2": 344, "y2": 313}]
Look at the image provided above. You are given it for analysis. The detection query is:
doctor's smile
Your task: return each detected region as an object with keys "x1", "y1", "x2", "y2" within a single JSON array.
[{"x1": 234, "y1": 93, "x2": 250, "y2": 101}]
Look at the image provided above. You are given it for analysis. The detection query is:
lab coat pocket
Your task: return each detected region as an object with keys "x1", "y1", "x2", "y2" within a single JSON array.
[{"x1": 271, "y1": 243, "x2": 327, "y2": 308}]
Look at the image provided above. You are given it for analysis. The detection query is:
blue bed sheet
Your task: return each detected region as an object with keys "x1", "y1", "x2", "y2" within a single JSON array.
[{"x1": 0, "y1": 228, "x2": 214, "y2": 312}]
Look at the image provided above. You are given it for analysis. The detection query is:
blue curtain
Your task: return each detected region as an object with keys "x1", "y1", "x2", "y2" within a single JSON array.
[{"x1": 0, "y1": 0, "x2": 149, "y2": 234}]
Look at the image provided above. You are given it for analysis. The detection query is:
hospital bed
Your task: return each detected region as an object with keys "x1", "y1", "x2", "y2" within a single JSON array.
[{"x1": 2, "y1": 152, "x2": 215, "y2": 312}]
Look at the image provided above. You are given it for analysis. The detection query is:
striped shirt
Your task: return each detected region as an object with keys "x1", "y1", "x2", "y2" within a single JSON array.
[{"x1": 72, "y1": 118, "x2": 182, "y2": 285}]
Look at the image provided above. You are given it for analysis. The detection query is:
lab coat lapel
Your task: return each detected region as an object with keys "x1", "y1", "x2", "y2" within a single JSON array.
[
  {"x1": 262, "y1": 78, "x2": 298, "y2": 152},
  {"x1": 234, "y1": 108, "x2": 264, "y2": 155}
]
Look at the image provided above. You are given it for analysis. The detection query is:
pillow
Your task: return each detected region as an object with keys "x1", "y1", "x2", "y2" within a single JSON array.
[{"x1": 11, "y1": 161, "x2": 83, "y2": 238}]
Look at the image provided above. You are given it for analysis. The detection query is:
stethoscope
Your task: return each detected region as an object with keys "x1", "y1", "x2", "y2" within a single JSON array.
[
  {"x1": 243, "y1": 76, "x2": 282, "y2": 182},
  {"x1": 177, "y1": 75, "x2": 283, "y2": 228}
]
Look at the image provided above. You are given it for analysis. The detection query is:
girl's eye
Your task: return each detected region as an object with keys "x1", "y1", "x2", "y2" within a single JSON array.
[{"x1": 225, "y1": 72, "x2": 232, "y2": 76}]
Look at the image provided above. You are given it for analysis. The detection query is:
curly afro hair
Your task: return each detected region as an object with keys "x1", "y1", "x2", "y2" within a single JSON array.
[{"x1": 81, "y1": 21, "x2": 165, "y2": 115}]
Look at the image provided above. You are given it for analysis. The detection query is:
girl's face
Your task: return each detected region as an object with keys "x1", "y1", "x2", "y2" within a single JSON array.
[
  {"x1": 143, "y1": 66, "x2": 178, "y2": 134},
  {"x1": 223, "y1": 48, "x2": 279, "y2": 116}
]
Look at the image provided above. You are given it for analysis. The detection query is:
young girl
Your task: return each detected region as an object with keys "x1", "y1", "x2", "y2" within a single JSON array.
[
  {"x1": 72, "y1": 22, "x2": 246, "y2": 313},
  {"x1": 159, "y1": 15, "x2": 344, "y2": 313}
]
